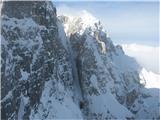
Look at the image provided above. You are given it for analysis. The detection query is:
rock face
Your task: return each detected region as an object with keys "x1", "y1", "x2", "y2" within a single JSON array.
[
  {"x1": 1, "y1": 1, "x2": 82, "y2": 120},
  {"x1": 1, "y1": 1, "x2": 159, "y2": 120}
]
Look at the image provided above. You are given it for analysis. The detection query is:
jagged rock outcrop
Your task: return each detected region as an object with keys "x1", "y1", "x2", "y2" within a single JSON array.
[
  {"x1": 1, "y1": 1, "x2": 82, "y2": 120},
  {"x1": 1, "y1": 1, "x2": 159, "y2": 120}
]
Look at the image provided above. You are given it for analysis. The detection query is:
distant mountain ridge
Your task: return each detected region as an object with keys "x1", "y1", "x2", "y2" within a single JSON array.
[{"x1": 1, "y1": 1, "x2": 159, "y2": 119}]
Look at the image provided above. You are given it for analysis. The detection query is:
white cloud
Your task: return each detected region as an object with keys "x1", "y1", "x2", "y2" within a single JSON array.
[
  {"x1": 56, "y1": 4, "x2": 81, "y2": 17},
  {"x1": 121, "y1": 44, "x2": 160, "y2": 74}
]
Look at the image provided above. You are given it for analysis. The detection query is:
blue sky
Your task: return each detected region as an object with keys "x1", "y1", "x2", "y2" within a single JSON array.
[{"x1": 54, "y1": 1, "x2": 159, "y2": 47}]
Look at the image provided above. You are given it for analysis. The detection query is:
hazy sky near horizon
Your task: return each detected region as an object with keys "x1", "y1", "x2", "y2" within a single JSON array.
[{"x1": 54, "y1": 1, "x2": 159, "y2": 47}]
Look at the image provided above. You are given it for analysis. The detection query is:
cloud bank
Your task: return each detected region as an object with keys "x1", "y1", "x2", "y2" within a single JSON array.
[{"x1": 122, "y1": 44, "x2": 159, "y2": 74}]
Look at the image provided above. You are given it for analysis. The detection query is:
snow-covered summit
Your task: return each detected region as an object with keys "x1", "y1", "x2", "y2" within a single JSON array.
[{"x1": 58, "y1": 10, "x2": 106, "y2": 36}]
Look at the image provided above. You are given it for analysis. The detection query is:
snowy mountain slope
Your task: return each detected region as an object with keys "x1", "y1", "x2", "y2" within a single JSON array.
[
  {"x1": 139, "y1": 68, "x2": 160, "y2": 89},
  {"x1": 1, "y1": 1, "x2": 159, "y2": 120},
  {"x1": 121, "y1": 44, "x2": 160, "y2": 118},
  {"x1": 59, "y1": 11, "x2": 160, "y2": 119}
]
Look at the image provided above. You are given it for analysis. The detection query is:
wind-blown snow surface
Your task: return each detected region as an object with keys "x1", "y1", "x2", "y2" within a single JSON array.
[{"x1": 1, "y1": 1, "x2": 160, "y2": 120}]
